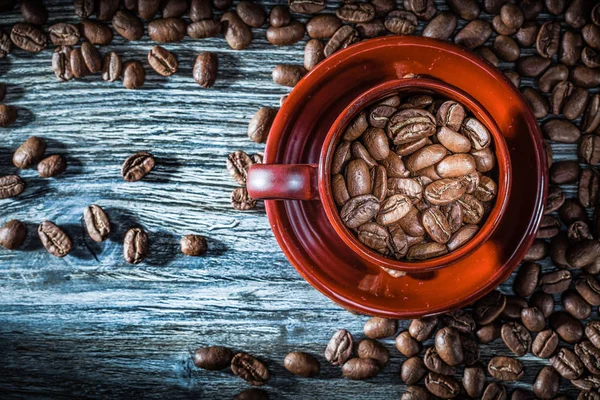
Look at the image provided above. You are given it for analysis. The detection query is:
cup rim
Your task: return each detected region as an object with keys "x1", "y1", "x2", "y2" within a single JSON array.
[{"x1": 319, "y1": 77, "x2": 513, "y2": 272}]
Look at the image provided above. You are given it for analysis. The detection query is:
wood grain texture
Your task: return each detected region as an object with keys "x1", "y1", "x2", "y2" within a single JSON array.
[{"x1": 0, "y1": 0, "x2": 596, "y2": 398}]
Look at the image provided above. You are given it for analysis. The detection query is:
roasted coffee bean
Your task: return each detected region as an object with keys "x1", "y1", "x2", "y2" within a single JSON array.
[
  {"x1": 269, "y1": 5, "x2": 291, "y2": 28},
  {"x1": 572, "y1": 376, "x2": 600, "y2": 393},
  {"x1": 12, "y1": 136, "x2": 45, "y2": 170},
  {"x1": 388, "y1": 108, "x2": 436, "y2": 145},
  {"x1": 10, "y1": 23, "x2": 46, "y2": 53},
  {"x1": 123, "y1": 227, "x2": 149, "y2": 264},
  {"x1": 436, "y1": 154, "x2": 476, "y2": 178},
  {"x1": 401, "y1": 386, "x2": 430, "y2": 400},
  {"x1": 522, "y1": 87, "x2": 549, "y2": 119},
  {"x1": 356, "y1": 339, "x2": 389, "y2": 368},
  {"x1": 148, "y1": 18, "x2": 186, "y2": 42},
  {"x1": 582, "y1": 46, "x2": 600, "y2": 68},
  {"x1": 325, "y1": 329, "x2": 353, "y2": 365},
  {"x1": 423, "y1": 12, "x2": 457, "y2": 40},
  {"x1": 38, "y1": 221, "x2": 72, "y2": 258},
  {"x1": 289, "y1": 0, "x2": 325, "y2": 14},
  {"x1": 540, "y1": 270, "x2": 571, "y2": 294},
  {"x1": 83, "y1": 205, "x2": 110, "y2": 243},
  {"x1": 441, "y1": 202, "x2": 463, "y2": 233},
  {"x1": 161, "y1": 0, "x2": 188, "y2": 18},
  {"x1": 212, "y1": 0, "x2": 232, "y2": 11},
  {"x1": 532, "y1": 329, "x2": 559, "y2": 358},
  {"x1": 501, "y1": 295, "x2": 528, "y2": 320},
  {"x1": 441, "y1": 310, "x2": 475, "y2": 334},
  {"x1": 231, "y1": 352, "x2": 270, "y2": 386},
  {"x1": 425, "y1": 372, "x2": 460, "y2": 399},
  {"x1": 520, "y1": 307, "x2": 545, "y2": 332},
  {"x1": 226, "y1": 150, "x2": 253, "y2": 186},
  {"x1": 543, "y1": 119, "x2": 581, "y2": 143},
  {"x1": 493, "y1": 35, "x2": 520, "y2": 62},
  {"x1": 272, "y1": 64, "x2": 306, "y2": 87},
  {"x1": 332, "y1": 141, "x2": 351, "y2": 175},
  {"x1": 579, "y1": 169, "x2": 599, "y2": 207},
  {"x1": 533, "y1": 366, "x2": 560, "y2": 399},
  {"x1": 193, "y1": 52, "x2": 218, "y2": 88},
  {"x1": 409, "y1": 316, "x2": 438, "y2": 341},
  {"x1": 112, "y1": 10, "x2": 144, "y2": 41},
  {"x1": 0, "y1": 220, "x2": 27, "y2": 250},
  {"x1": 447, "y1": 224, "x2": 478, "y2": 251},
  {"x1": 434, "y1": 327, "x2": 463, "y2": 366},
  {"x1": 122, "y1": 152, "x2": 155, "y2": 182},
  {"x1": 180, "y1": 234, "x2": 207, "y2": 256},
  {"x1": 476, "y1": 321, "x2": 501, "y2": 344},
  {"x1": 583, "y1": 24, "x2": 600, "y2": 50},
  {"x1": 488, "y1": 356, "x2": 524, "y2": 381},
  {"x1": 551, "y1": 348, "x2": 584, "y2": 379},
  {"x1": 384, "y1": 10, "x2": 418, "y2": 35},
  {"x1": 357, "y1": 222, "x2": 388, "y2": 253},
  {"x1": 362, "y1": 127, "x2": 391, "y2": 161},
  {"x1": 580, "y1": 135, "x2": 600, "y2": 165},
  {"x1": 516, "y1": 55, "x2": 551, "y2": 77},
  {"x1": 336, "y1": 3, "x2": 375, "y2": 23},
  {"x1": 396, "y1": 331, "x2": 421, "y2": 357},
  {"x1": 235, "y1": 1, "x2": 265, "y2": 28},
  {"x1": 70, "y1": 48, "x2": 89, "y2": 79},
  {"x1": 20, "y1": 0, "x2": 47, "y2": 25},
  {"x1": 79, "y1": 19, "x2": 113, "y2": 45},
  {"x1": 81, "y1": 42, "x2": 102, "y2": 74},
  {"x1": 536, "y1": 21, "x2": 560, "y2": 59},
  {"x1": 567, "y1": 239, "x2": 600, "y2": 269},
  {"x1": 49, "y1": 23, "x2": 80, "y2": 46},
  {"x1": 401, "y1": 357, "x2": 426, "y2": 385},
  {"x1": 407, "y1": 242, "x2": 447, "y2": 260},
  {"x1": 423, "y1": 346, "x2": 456, "y2": 375},
  {"x1": 333, "y1": 175, "x2": 350, "y2": 206},
  {"x1": 447, "y1": 0, "x2": 480, "y2": 20},
  {"x1": 376, "y1": 195, "x2": 412, "y2": 226},
  {"x1": 463, "y1": 364, "x2": 486, "y2": 398},
  {"x1": 539, "y1": 64, "x2": 569, "y2": 93},
  {"x1": 582, "y1": 94, "x2": 600, "y2": 133},
  {"x1": 501, "y1": 322, "x2": 531, "y2": 356},
  {"x1": 473, "y1": 290, "x2": 506, "y2": 325},
  {"x1": 476, "y1": 47, "x2": 500, "y2": 67},
  {"x1": 122, "y1": 61, "x2": 145, "y2": 89},
  {"x1": 551, "y1": 311, "x2": 583, "y2": 344},
  {"x1": 562, "y1": 87, "x2": 590, "y2": 121},
  {"x1": 492, "y1": 15, "x2": 516, "y2": 36},
  {"x1": 356, "y1": 18, "x2": 387, "y2": 38},
  {"x1": 0, "y1": 175, "x2": 24, "y2": 199},
  {"x1": 222, "y1": 11, "x2": 252, "y2": 50},
  {"x1": 284, "y1": 352, "x2": 320, "y2": 377},
  {"x1": 513, "y1": 262, "x2": 539, "y2": 297},
  {"x1": 575, "y1": 274, "x2": 600, "y2": 306},
  {"x1": 458, "y1": 335, "x2": 481, "y2": 365},
  {"x1": 454, "y1": 20, "x2": 492, "y2": 50},
  {"x1": 138, "y1": 0, "x2": 161, "y2": 19},
  {"x1": 266, "y1": 20, "x2": 305, "y2": 46},
  {"x1": 95, "y1": 0, "x2": 118, "y2": 20},
  {"x1": 147, "y1": 46, "x2": 178, "y2": 77},
  {"x1": 342, "y1": 358, "x2": 379, "y2": 380},
  {"x1": 571, "y1": 66, "x2": 600, "y2": 88},
  {"x1": 398, "y1": 207, "x2": 426, "y2": 237},
  {"x1": 536, "y1": 215, "x2": 560, "y2": 239},
  {"x1": 568, "y1": 221, "x2": 593, "y2": 243},
  {"x1": 0, "y1": 31, "x2": 11, "y2": 59},
  {"x1": 461, "y1": 118, "x2": 491, "y2": 150},
  {"x1": 551, "y1": 160, "x2": 580, "y2": 184},
  {"x1": 515, "y1": 21, "x2": 539, "y2": 47},
  {"x1": 346, "y1": 159, "x2": 372, "y2": 197},
  {"x1": 545, "y1": 0, "x2": 566, "y2": 15},
  {"x1": 193, "y1": 346, "x2": 233, "y2": 370},
  {"x1": 101, "y1": 52, "x2": 122, "y2": 82},
  {"x1": 74, "y1": 0, "x2": 95, "y2": 18},
  {"x1": 306, "y1": 14, "x2": 341, "y2": 39},
  {"x1": 405, "y1": 145, "x2": 446, "y2": 172},
  {"x1": 586, "y1": 321, "x2": 600, "y2": 348},
  {"x1": 524, "y1": 239, "x2": 548, "y2": 261},
  {"x1": 481, "y1": 383, "x2": 507, "y2": 400},
  {"x1": 403, "y1": 0, "x2": 435, "y2": 20},
  {"x1": 187, "y1": 20, "x2": 222, "y2": 38},
  {"x1": 563, "y1": 290, "x2": 592, "y2": 320},
  {"x1": 38, "y1": 155, "x2": 66, "y2": 178},
  {"x1": 52, "y1": 46, "x2": 73, "y2": 81},
  {"x1": 189, "y1": 0, "x2": 211, "y2": 22},
  {"x1": 248, "y1": 107, "x2": 276, "y2": 144}
]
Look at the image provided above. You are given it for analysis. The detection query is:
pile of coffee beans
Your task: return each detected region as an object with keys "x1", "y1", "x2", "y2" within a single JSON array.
[{"x1": 330, "y1": 94, "x2": 498, "y2": 261}]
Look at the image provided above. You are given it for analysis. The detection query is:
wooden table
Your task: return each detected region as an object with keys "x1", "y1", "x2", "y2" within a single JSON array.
[{"x1": 0, "y1": 1, "x2": 585, "y2": 398}]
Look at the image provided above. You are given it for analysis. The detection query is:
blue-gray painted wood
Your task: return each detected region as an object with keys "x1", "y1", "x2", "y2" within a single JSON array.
[{"x1": 0, "y1": 1, "x2": 594, "y2": 398}]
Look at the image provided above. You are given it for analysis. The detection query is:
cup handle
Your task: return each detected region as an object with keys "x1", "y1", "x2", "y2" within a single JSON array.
[{"x1": 247, "y1": 164, "x2": 319, "y2": 200}]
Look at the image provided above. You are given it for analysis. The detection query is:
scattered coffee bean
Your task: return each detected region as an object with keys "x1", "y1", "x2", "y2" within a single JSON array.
[
  {"x1": 79, "y1": 19, "x2": 113, "y2": 45},
  {"x1": 409, "y1": 316, "x2": 438, "y2": 341},
  {"x1": 447, "y1": 0, "x2": 480, "y2": 20},
  {"x1": 222, "y1": 11, "x2": 253, "y2": 50},
  {"x1": 550, "y1": 311, "x2": 583, "y2": 344},
  {"x1": 289, "y1": 0, "x2": 326, "y2": 14},
  {"x1": 12, "y1": 136, "x2": 45, "y2": 169},
  {"x1": 122, "y1": 152, "x2": 155, "y2": 182},
  {"x1": 501, "y1": 321, "x2": 531, "y2": 356},
  {"x1": 0, "y1": 220, "x2": 27, "y2": 250},
  {"x1": 342, "y1": 357, "x2": 380, "y2": 380},
  {"x1": 269, "y1": 5, "x2": 291, "y2": 28},
  {"x1": 356, "y1": 338, "x2": 389, "y2": 368},
  {"x1": 551, "y1": 347, "x2": 584, "y2": 379},
  {"x1": 476, "y1": 321, "x2": 501, "y2": 344},
  {"x1": 272, "y1": 64, "x2": 306, "y2": 87},
  {"x1": 231, "y1": 187, "x2": 256, "y2": 210},
  {"x1": 423, "y1": 12, "x2": 457, "y2": 40},
  {"x1": 401, "y1": 356, "x2": 427, "y2": 385},
  {"x1": 148, "y1": 46, "x2": 178, "y2": 77},
  {"x1": 123, "y1": 227, "x2": 149, "y2": 264},
  {"x1": 306, "y1": 14, "x2": 342, "y2": 39},
  {"x1": 284, "y1": 351, "x2": 320, "y2": 377},
  {"x1": 112, "y1": 10, "x2": 144, "y2": 41},
  {"x1": 231, "y1": 352, "x2": 270, "y2": 386},
  {"x1": 38, "y1": 221, "x2": 72, "y2": 258},
  {"x1": 83, "y1": 205, "x2": 110, "y2": 242},
  {"x1": 122, "y1": 60, "x2": 146, "y2": 89},
  {"x1": 38, "y1": 155, "x2": 66, "y2": 178},
  {"x1": 74, "y1": 0, "x2": 95, "y2": 18},
  {"x1": 455, "y1": 19, "x2": 492, "y2": 49},
  {"x1": 364, "y1": 316, "x2": 397, "y2": 339},
  {"x1": 267, "y1": 20, "x2": 305, "y2": 46},
  {"x1": 187, "y1": 20, "x2": 222, "y2": 39},
  {"x1": 162, "y1": 0, "x2": 188, "y2": 18},
  {"x1": 236, "y1": 1, "x2": 266, "y2": 28},
  {"x1": 324, "y1": 25, "x2": 358, "y2": 57},
  {"x1": 488, "y1": 356, "x2": 524, "y2": 381},
  {"x1": 49, "y1": 23, "x2": 80, "y2": 46},
  {"x1": 532, "y1": 329, "x2": 559, "y2": 358},
  {"x1": 325, "y1": 329, "x2": 353, "y2": 366},
  {"x1": 396, "y1": 330, "x2": 422, "y2": 357},
  {"x1": 193, "y1": 52, "x2": 218, "y2": 88},
  {"x1": 189, "y1": 0, "x2": 212, "y2": 22}
]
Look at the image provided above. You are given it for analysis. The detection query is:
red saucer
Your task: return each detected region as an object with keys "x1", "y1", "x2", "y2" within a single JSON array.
[{"x1": 264, "y1": 36, "x2": 547, "y2": 318}]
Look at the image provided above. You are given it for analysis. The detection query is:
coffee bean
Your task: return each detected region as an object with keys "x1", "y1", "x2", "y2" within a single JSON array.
[
  {"x1": 522, "y1": 87, "x2": 549, "y2": 119},
  {"x1": 551, "y1": 347, "x2": 584, "y2": 379},
  {"x1": 187, "y1": 20, "x2": 222, "y2": 38},
  {"x1": 81, "y1": 42, "x2": 102, "y2": 74},
  {"x1": 409, "y1": 316, "x2": 438, "y2": 341},
  {"x1": 356, "y1": 338, "x2": 389, "y2": 368},
  {"x1": 583, "y1": 24, "x2": 600, "y2": 50},
  {"x1": 447, "y1": 0, "x2": 480, "y2": 20},
  {"x1": 248, "y1": 107, "x2": 276, "y2": 144},
  {"x1": 235, "y1": 1, "x2": 265, "y2": 28},
  {"x1": 0, "y1": 30, "x2": 11, "y2": 59},
  {"x1": 446, "y1": 224, "x2": 477, "y2": 251},
  {"x1": 269, "y1": 5, "x2": 291, "y2": 28},
  {"x1": 10, "y1": 23, "x2": 46, "y2": 53},
  {"x1": 568, "y1": 220, "x2": 593, "y2": 243},
  {"x1": 462, "y1": 364, "x2": 486, "y2": 398},
  {"x1": 434, "y1": 327, "x2": 463, "y2": 366},
  {"x1": 530, "y1": 291, "x2": 556, "y2": 318},
  {"x1": 49, "y1": 23, "x2": 80, "y2": 46},
  {"x1": 515, "y1": 21, "x2": 539, "y2": 47},
  {"x1": 488, "y1": 356, "x2": 524, "y2": 381},
  {"x1": 336, "y1": 3, "x2": 375, "y2": 24},
  {"x1": 180, "y1": 234, "x2": 207, "y2": 256},
  {"x1": 213, "y1": 0, "x2": 232, "y2": 11},
  {"x1": 582, "y1": 94, "x2": 600, "y2": 133},
  {"x1": 396, "y1": 330, "x2": 424, "y2": 358},
  {"x1": 112, "y1": 10, "x2": 144, "y2": 41},
  {"x1": 582, "y1": 46, "x2": 600, "y2": 68},
  {"x1": 101, "y1": 52, "x2": 122, "y2": 82},
  {"x1": 161, "y1": 0, "x2": 188, "y2": 18},
  {"x1": 52, "y1": 46, "x2": 74, "y2": 81},
  {"x1": 69, "y1": 48, "x2": 89, "y2": 79},
  {"x1": 579, "y1": 169, "x2": 600, "y2": 207},
  {"x1": 539, "y1": 269, "x2": 572, "y2": 294},
  {"x1": 455, "y1": 20, "x2": 492, "y2": 49},
  {"x1": 138, "y1": 0, "x2": 161, "y2": 19},
  {"x1": 562, "y1": 290, "x2": 591, "y2": 321},
  {"x1": 423, "y1": 12, "x2": 457, "y2": 40},
  {"x1": 539, "y1": 64, "x2": 569, "y2": 93},
  {"x1": 325, "y1": 329, "x2": 353, "y2": 366},
  {"x1": 342, "y1": 358, "x2": 379, "y2": 380},
  {"x1": 501, "y1": 295, "x2": 528, "y2": 320},
  {"x1": 189, "y1": 0, "x2": 211, "y2": 22},
  {"x1": 122, "y1": 152, "x2": 155, "y2": 182},
  {"x1": 12, "y1": 136, "x2": 45, "y2": 170},
  {"x1": 148, "y1": 18, "x2": 186, "y2": 42},
  {"x1": 38, "y1": 221, "x2": 72, "y2": 258},
  {"x1": 266, "y1": 20, "x2": 305, "y2": 46},
  {"x1": 226, "y1": 150, "x2": 253, "y2": 186},
  {"x1": 0, "y1": 175, "x2": 24, "y2": 199},
  {"x1": 306, "y1": 14, "x2": 342, "y2": 39},
  {"x1": 384, "y1": 10, "x2": 418, "y2": 35},
  {"x1": 233, "y1": 389, "x2": 268, "y2": 400},
  {"x1": 441, "y1": 202, "x2": 464, "y2": 233},
  {"x1": 567, "y1": 239, "x2": 600, "y2": 269},
  {"x1": 536, "y1": 21, "x2": 560, "y2": 58},
  {"x1": 471, "y1": 290, "x2": 505, "y2": 325},
  {"x1": 283, "y1": 352, "x2": 320, "y2": 377},
  {"x1": 74, "y1": 0, "x2": 95, "y2": 18},
  {"x1": 400, "y1": 357, "x2": 426, "y2": 385},
  {"x1": 521, "y1": 307, "x2": 545, "y2": 332},
  {"x1": 95, "y1": 0, "x2": 118, "y2": 20},
  {"x1": 476, "y1": 321, "x2": 501, "y2": 344},
  {"x1": 575, "y1": 273, "x2": 600, "y2": 306},
  {"x1": 0, "y1": 220, "x2": 27, "y2": 250},
  {"x1": 83, "y1": 205, "x2": 110, "y2": 243},
  {"x1": 524, "y1": 239, "x2": 548, "y2": 261},
  {"x1": 147, "y1": 46, "x2": 178, "y2": 77},
  {"x1": 571, "y1": 66, "x2": 600, "y2": 88},
  {"x1": 533, "y1": 366, "x2": 560, "y2": 399},
  {"x1": 193, "y1": 52, "x2": 218, "y2": 88},
  {"x1": 532, "y1": 329, "x2": 559, "y2": 358},
  {"x1": 492, "y1": 35, "x2": 520, "y2": 62},
  {"x1": 513, "y1": 262, "x2": 539, "y2": 297},
  {"x1": 572, "y1": 376, "x2": 600, "y2": 393},
  {"x1": 537, "y1": 215, "x2": 560, "y2": 239},
  {"x1": 543, "y1": 119, "x2": 581, "y2": 143},
  {"x1": 424, "y1": 346, "x2": 457, "y2": 375},
  {"x1": 476, "y1": 47, "x2": 500, "y2": 67},
  {"x1": 38, "y1": 155, "x2": 66, "y2": 178},
  {"x1": 425, "y1": 372, "x2": 460, "y2": 399},
  {"x1": 79, "y1": 19, "x2": 113, "y2": 45},
  {"x1": 122, "y1": 60, "x2": 146, "y2": 89},
  {"x1": 401, "y1": 386, "x2": 430, "y2": 400},
  {"x1": 289, "y1": 0, "x2": 325, "y2": 14},
  {"x1": 501, "y1": 322, "x2": 531, "y2": 356},
  {"x1": 123, "y1": 227, "x2": 149, "y2": 264},
  {"x1": 550, "y1": 159, "x2": 580, "y2": 184},
  {"x1": 585, "y1": 321, "x2": 600, "y2": 349},
  {"x1": 272, "y1": 64, "x2": 306, "y2": 87},
  {"x1": 516, "y1": 55, "x2": 551, "y2": 77},
  {"x1": 580, "y1": 135, "x2": 600, "y2": 165},
  {"x1": 357, "y1": 18, "x2": 387, "y2": 38},
  {"x1": 193, "y1": 346, "x2": 233, "y2": 370},
  {"x1": 20, "y1": 0, "x2": 47, "y2": 25},
  {"x1": 593, "y1": 3, "x2": 600, "y2": 26},
  {"x1": 551, "y1": 311, "x2": 583, "y2": 343},
  {"x1": 221, "y1": 11, "x2": 252, "y2": 50},
  {"x1": 304, "y1": 39, "x2": 324, "y2": 71},
  {"x1": 357, "y1": 222, "x2": 388, "y2": 253},
  {"x1": 231, "y1": 352, "x2": 270, "y2": 386},
  {"x1": 362, "y1": 316, "x2": 396, "y2": 339}
]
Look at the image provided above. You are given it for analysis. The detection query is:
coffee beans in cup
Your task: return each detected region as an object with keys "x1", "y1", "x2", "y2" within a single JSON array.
[{"x1": 331, "y1": 92, "x2": 498, "y2": 261}]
